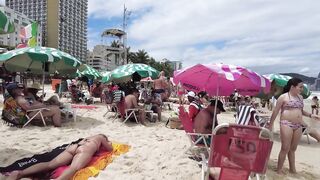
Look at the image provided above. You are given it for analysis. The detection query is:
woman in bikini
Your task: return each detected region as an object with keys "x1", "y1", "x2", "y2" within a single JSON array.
[
  {"x1": 268, "y1": 78, "x2": 320, "y2": 174},
  {"x1": 8, "y1": 134, "x2": 113, "y2": 180}
]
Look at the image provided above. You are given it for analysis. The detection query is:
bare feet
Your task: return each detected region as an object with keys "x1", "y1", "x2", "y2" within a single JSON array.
[
  {"x1": 276, "y1": 169, "x2": 286, "y2": 175},
  {"x1": 289, "y1": 169, "x2": 297, "y2": 174},
  {"x1": 7, "y1": 170, "x2": 21, "y2": 180}
]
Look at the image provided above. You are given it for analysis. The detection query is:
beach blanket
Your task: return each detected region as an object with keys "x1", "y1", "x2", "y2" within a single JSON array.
[
  {"x1": 52, "y1": 142, "x2": 130, "y2": 180},
  {"x1": 0, "y1": 140, "x2": 130, "y2": 179},
  {"x1": 0, "y1": 138, "x2": 83, "y2": 175}
]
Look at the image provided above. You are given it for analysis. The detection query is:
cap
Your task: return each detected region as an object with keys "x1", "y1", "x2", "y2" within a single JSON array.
[
  {"x1": 209, "y1": 99, "x2": 226, "y2": 112},
  {"x1": 27, "y1": 83, "x2": 42, "y2": 90},
  {"x1": 186, "y1": 91, "x2": 196, "y2": 98},
  {"x1": 6, "y1": 83, "x2": 24, "y2": 91}
]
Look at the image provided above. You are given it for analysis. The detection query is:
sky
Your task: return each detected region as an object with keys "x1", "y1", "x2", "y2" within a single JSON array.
[{"x1": 1, "y1": 0, "x2": 320, "y2": 77}]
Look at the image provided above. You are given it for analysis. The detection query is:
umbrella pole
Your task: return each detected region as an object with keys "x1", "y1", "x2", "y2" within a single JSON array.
[
  {"x1": 206, "y1": 77, "x2": 220, "y2": 180},
  {"x1": 42, "y1": 67, "x2": 45, "y2": 96}
]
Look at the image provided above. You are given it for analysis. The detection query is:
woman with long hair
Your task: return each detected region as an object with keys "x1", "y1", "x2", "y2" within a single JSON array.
[{"x1": 268, "y1": 78, "x2": 320, "y2": 174}]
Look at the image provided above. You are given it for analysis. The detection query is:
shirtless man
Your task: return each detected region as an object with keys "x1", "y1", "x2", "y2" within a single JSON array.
[
  {"x1": 124, "y1": 88, "x2": 147, "y2": 125},
  {"x1": 6, "y1": 83, "x2": 62, "y2": 127},
  {"x1": 7, "y1": 134, "x2": 113, "y2": 180},
  {"x1": 153, "y1": 71, "x2": 168, "y2": 100},
  {"x1": 194, "y1": 99, "x2": 226, "y2": 134}
]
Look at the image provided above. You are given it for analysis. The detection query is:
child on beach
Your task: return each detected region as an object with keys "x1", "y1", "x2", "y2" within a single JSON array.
[
  {"x1": 311, "y1": 96, "x2": 319, "y2": 115},
  {"x1": 268, "y1": 78, "x2": 320, "y2": 175}
]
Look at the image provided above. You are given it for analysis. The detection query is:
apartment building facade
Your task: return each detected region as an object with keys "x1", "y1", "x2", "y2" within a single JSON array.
[{"x1": 6, "y1": 0, "x2": 88, "y2": 61}]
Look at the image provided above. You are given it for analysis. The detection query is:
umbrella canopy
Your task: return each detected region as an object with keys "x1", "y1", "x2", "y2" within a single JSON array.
[
  {"x1": 101, "y1": 71, "x2": 111, "y2": 83},
  {"x1": 110, "y1": 63, "x2": 159, "y2": 83},
  {"x1": 263, "y1": 74, "x2": 311, "y2": 99},
  {"x1": 0, "y1": 46, "x2": 82, "y2": 74},
  {"x1": 173, "y1": 63, "x2": 271, "y2": 96},
  {"x1": 77, "y1": 64, "x2": 101, "y2": 79},
  {"x1": 0, "y1": 10, "x2": 15, "y2": 34}
]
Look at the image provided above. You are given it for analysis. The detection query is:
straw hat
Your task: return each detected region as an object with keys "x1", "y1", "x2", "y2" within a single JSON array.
[{"x1": 27, "y1": 83, "x2": 42, "y2": 90}]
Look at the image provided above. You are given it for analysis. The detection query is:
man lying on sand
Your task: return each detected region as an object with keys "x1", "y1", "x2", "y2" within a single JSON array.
[{"x1": 7, "y1": 134, "x2": 113, "y2": 180}]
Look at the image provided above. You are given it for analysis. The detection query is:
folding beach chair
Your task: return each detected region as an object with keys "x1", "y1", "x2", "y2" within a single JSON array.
[
  {"x1": 236, "y1": 105, "x2": 259, "y2": 126},
  {"x1": 103, "y1": 90, "x2": 124, "y2": 119},
  {"x1": 202, "y1": 123, "x2": 273, "y2": 180},
  {"x1": 178, "y1": 106, "x2": 211, "y2": 154},
  {"x1": 2, "y1": 96, "x2": 49, "y2": 128}
]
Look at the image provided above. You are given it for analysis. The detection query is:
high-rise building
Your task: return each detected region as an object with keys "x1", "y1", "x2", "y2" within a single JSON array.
[
  {"x1": 6, "y1": 0, "x2": 88, "y2": 61},
  {"x1": 0, "y1": 5, "x2": 42, "y2": 48}
]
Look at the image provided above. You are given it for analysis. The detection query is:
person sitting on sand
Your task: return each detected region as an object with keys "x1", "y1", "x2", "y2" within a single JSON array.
[
  {"x1": 124, "y1": 88, "x2": 147, "y2": 125},
  {"x1": 24, "y1": 83, "x2": 62, "y2": 106},
  {"x1": 7, "y1": 134, "x2": 113, "y2": 180},
  {"x1": 7, "y1": 83, "x2": 62, "y2": 127},
  {"x1": 91, "y1": 82, "x2": 103, "y2": 98},
  {"x1": 268, "y1": 78, "x2": 320, "y2": 175},
  {"x1": 145, "y1": 88, "x2": 162, "y2": 121},
  {"x1": 186, "y1": 91, "x2": 203, "y2": 121},
  {"x1": 193, "y1": 99, "x2": 226, "y2": 144}
]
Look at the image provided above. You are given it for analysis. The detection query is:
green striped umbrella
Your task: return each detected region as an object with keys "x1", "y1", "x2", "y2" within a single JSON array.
[
  {"x1": 264, "y1": 74, "x2": 311, "y2": 99},
  {"x1": 0, "y1": 46, "x2": 82, "y2": 74},
  {"x1": 0, "y1": 10, "x2": 15, "y2": 34},
  {"x1": 110, "y1": 63, "x2": 159, "y2": 83},
  {"x1": 101, "y1": 71, "x2": 111, "y2": 83},
  {"x1": 77, "y1": 64, "x2": 101, "y2": 79}
]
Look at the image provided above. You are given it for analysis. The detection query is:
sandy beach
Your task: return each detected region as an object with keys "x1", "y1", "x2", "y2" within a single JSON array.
[{"x1": 0, "y1": 86, "x2": 319, "y2": 180}]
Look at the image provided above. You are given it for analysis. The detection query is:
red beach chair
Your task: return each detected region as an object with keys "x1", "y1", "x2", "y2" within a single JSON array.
[
  {"x1": 204, "y1": 123, "x2": 273, "y2": 180},
  {"x1": 178, "y1": 106, "x2": 211, "y2": 154}
]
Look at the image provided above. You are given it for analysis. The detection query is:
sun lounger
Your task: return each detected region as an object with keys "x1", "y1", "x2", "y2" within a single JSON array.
[{"x1": 201, "y1": 123, "x2": 273, "y2": 180}]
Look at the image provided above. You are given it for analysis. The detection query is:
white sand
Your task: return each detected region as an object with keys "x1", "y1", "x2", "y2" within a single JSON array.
[{"x1": 0, "y1": 86, "x2": 319, "y2": 180}]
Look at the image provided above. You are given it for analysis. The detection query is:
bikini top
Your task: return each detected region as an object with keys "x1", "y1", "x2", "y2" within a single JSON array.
[{"x1": 282, "y1": 93, "x2": 304, "y2": 110}]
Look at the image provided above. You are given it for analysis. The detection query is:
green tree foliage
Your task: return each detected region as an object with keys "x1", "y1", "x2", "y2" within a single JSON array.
[{"x1": 128, "y1": 49, "x2": 174, "y2": 77}]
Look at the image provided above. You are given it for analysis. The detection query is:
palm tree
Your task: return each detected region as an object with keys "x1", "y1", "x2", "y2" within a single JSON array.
[{"x1": 129, "y1": 49, "x2": 150, "y2": 64}]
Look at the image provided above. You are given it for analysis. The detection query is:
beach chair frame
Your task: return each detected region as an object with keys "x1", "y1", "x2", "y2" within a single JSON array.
[{"x1": 123, "y1": 108, "x2": 140, "y2": 124}]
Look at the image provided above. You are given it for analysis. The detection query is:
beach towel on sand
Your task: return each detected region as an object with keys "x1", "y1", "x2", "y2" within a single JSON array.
[{"x1": 0, "y1": 140, "x2": 130, "y2": 179}]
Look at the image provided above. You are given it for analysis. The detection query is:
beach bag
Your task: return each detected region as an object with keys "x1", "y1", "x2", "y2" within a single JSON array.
[{"x1": 168, "y1": 116, "x2": 181, "y2": 129}]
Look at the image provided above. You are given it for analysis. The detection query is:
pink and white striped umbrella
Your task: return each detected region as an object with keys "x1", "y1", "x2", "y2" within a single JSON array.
[{"x1": 173, "y1": 63, "x2": 271, "y2": 96}]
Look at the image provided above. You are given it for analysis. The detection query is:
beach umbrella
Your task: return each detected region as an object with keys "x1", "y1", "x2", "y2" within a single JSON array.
[
  {"x1": 0, "y1": 46, "x2": 82, "y2": 75},
  {"x1": 0, "y1": 10, "x2": 15, "y2": 34},
  {"x1": 174, "y1": 63, "x2": 271, "y2": 96},
  {"x1": 0, "y1": 46, "x2": 82, "y2": 95},
  {"x1": 110, "y1": 63, "x2": 159, "y2": 83},
  {"x1": 263, "y1": 74, "x2": 311, "y2": 99},
  {"x1": 101, "y1": 71, "x2": 111, "y2": 83},
  {"x1": 77, "y1": 64, "x2": 101, "y2": 79}
]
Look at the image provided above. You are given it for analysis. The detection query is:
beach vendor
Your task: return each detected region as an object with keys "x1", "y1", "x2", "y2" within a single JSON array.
[
  {"x1": 7, "y1": 134, "x2": 113, "y2": 180},
  {"x1": 268, "y1": 78, "x2": 320, "y2": 174}
]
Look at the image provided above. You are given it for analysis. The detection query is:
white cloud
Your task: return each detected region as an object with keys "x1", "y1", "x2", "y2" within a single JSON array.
[
  {"x1": 89, "y1": 0, "x2": 320, "y2": 76},
  {"x1": 0, "y1": 0, "x2": 4, "y2": 5}
]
